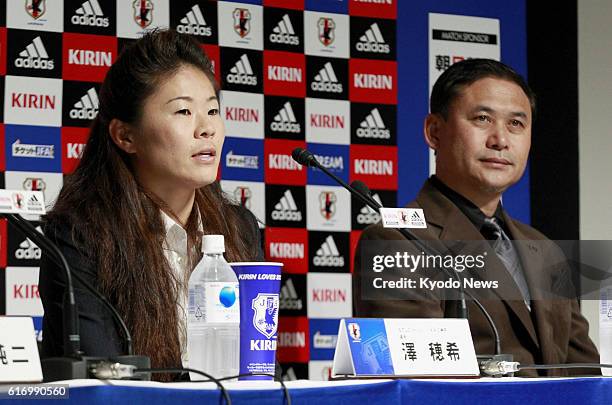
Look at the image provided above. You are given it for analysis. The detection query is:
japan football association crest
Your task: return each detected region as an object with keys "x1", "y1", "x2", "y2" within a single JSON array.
[
  {"x1": 234, "y1": 186, "x2": 252, "y2": 209},
  {"x1": 319, "y1": 191, "x2": 337, "y2": 220},
  {"x1": 251, "y1": 293, "x2": 279, "y2": 339},
  {"x1": 133, "y1": 0, "x2": 154, "y2": 28},
  {"x1": 26, "y1": 0, "x2": 46, "y2": 19},
  {"x1": 318, "y1": 17, "x2": 335, "y2": 47},
  {"x1": 233, "y1": 8, "x2": 251, "y2": 38}
]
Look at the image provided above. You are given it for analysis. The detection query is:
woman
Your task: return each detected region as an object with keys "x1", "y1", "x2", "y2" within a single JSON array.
[{"x1": 39, "y1": 30, "x2": 263, "y2": 379}]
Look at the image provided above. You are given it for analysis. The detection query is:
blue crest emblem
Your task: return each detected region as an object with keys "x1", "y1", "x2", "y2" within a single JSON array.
[{"x1": 251, "y1": 293, "x2": 279, "y2": 339}]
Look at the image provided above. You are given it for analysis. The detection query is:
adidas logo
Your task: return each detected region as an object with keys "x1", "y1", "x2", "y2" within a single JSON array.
[
  {"x1": 226, "y1": 54, "x2": 258, "y2": 86},
  {"x1": 269, "y1": 14, "x2": 299, "y2": 45},
  {"x1": 313, "y1": 235, "x2": 345, "y2": 267},
  {"x1": 356, "y1": 23, "x2": 390, "y2": 53},
  {"x1": 271, "y1": 102, "x2": 300, "y2": 133},
  {"x1": 357, "y1": 193, "x2": 382, "y2": 225},
  {"x1": 311, "y1": 62, "x2": 343, "y2": 93},
  {"x1": 177, "y1": 4, "x2": 212, "y2": 36},
  {"x1": 280, "y1": 278, "x2": 303, "y2": 310},
  {"x1": 282, "y1": 367, "x2": 298, "y2": 381},
  {"x1": 271, "y1": 190, "x2": 302, "y2": 221},
  {"x1": 357, "y1": 108, "x2": 391, "y2": 139},
  {"x1": 15, "y1": 227, "x2": 42, "y2": 260},
  {"x1": 70, "y1": 87, "x2": 99, "y2": 120},
  {"x1": 15, "y1": 36, "x2": 55, "y2": 70},
  {"x1": 72, "y1": 0, "x2": 109, "y2": 27}
]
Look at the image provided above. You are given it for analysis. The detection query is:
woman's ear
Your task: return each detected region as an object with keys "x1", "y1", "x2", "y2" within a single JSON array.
[{"x1": 109, "y1": 118, "x2": 137, "y2": 154}]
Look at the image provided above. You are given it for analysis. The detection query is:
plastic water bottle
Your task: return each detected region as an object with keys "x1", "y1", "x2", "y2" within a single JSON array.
[{"x1": 187, "y1": 235, "x2": 240, "y2": 380}]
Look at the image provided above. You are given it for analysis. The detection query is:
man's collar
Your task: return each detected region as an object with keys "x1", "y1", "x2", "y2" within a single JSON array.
[{"x1": 428, "y1": 175, "x2": 505, "y2": 233}]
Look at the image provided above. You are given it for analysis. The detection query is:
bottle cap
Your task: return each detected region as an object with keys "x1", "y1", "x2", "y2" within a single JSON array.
[{"x1": 201, "y1": 235, "x2": 225, "y2": 254}]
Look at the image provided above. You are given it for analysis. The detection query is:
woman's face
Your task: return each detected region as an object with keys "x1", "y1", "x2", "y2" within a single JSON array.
[{"x1": 129, "y1": 64, "x2": 224, "y2": 195}]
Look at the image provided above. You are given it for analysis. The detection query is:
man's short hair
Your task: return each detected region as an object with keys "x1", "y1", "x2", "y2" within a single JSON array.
[{"x1": 430, "y1": 58, "x2": 536, "y2": 119}]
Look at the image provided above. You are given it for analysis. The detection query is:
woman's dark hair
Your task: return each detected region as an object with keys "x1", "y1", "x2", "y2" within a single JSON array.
[
  {"x1": 430, "y1": 58, "x2": 536, "y2": 119},
  {"x1": 46, "y1": 30, "x2": 258, "y2": 379}
]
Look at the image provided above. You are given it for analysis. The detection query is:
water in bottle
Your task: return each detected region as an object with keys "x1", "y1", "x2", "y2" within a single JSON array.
[{"x1": 187, "y1": 235, "x2": 240, "y2": 380}]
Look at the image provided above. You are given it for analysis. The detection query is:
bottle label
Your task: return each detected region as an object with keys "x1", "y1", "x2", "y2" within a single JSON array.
[{"x1": 189, "y1": 282, "x2": 240, "y2": 324}]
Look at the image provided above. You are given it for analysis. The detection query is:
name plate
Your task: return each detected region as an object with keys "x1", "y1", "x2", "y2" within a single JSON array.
[
  {"x1": 332, "y1": 318, "x2": 479, "y2": 377},
  {"x1": 0, "y1": 190, "x2": 46, "y2": 215},
  {"x1": 380, "y1": 208, "x2": 427, "y2": 228},
  {"x1": 0, "y1": 317, "x2": 43, "y2": 383}
]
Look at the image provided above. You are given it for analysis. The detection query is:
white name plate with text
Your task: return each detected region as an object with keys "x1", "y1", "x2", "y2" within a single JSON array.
[
  {"x1": 0, "y1": 190, "x2": 46, "y2": 215},
  {"x1": 332, "y1": 318, "x2": 479, "y2": 378},
  {"x1": 0, "y1": 317, "x2": 43, "y2": 383}
]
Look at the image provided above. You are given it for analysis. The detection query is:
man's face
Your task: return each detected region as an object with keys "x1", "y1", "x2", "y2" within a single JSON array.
[{"x1": 428, "y1": 77, "x2": 532, "y2": 199}]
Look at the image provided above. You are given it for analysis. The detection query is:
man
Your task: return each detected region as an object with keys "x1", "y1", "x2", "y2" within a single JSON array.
[{"x1": 353, "y1": 59, "x2": 599, "y2": 376}]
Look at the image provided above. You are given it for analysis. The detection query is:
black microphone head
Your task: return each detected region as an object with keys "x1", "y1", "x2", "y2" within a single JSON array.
[
  {"x1": 351, "y1": 180, "x2": 372, "y2": 197},
  {"x1": 291, "y1": 147, "x2": 317, "y2": 167}
]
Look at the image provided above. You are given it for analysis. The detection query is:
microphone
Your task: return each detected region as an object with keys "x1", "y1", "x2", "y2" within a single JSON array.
[
  {"x1": 349, "y1": 180, "x2": 506, "y2": 360},
  {"x1": 2, "y1": 213, "x2": 151, "y2": 381}
]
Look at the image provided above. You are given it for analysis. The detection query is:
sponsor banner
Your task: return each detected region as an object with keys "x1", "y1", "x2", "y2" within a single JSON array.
[
  {"x1": 61, "y1": 127, "x2": 89, "y2": 174},
  {"x1": 221, "y1": 137, "x2": 264, "y2": 182},
  {"x1": 306, "y1": 56, "x2": 348, "y2": 100},
  {"x1": 307, "y1": 272, "x2": 352, "y2": 318},
  {"x1": 276, "y1": 316, "x2": 309, "y2": 363},
  {"x1": 0, "y1": 28, "x2": 7, "y2": 76},
  {"x1": 7, "y1": 29, "x2": 62, "y2": 79},
  {"x1": 263, "y1": 50, "x2": 306, "y2": 97},
  {"x1": 349, "y1": 230, "x2": 362, "y2": 273},
  {"x1": 264, "y1": 96, "x2": 305, "y2": 140},
  {"x1": 264, "y1": 227, "x2": 308, "y2": 273},
  {"x1": 0, "y1": 124, "x2": 5, "y2": 171},
  {"x1": 309, "y1": 319, "x2": 341, "y2": 360},
  {"x1": 201, "y1": 44, "x2": 221, "y2": 84},
  {"x1": 304, "y1": 11, "x2": 349, "y2": 58},
  {"x1": 350, "y1": 144, "x2": 398, "y2": 190},
  {"x1": 308, "y1": 231, "x2": 350, "y2": 272},
  {"x1": 350, "y1": 17, "x2": 396, "y2": 60},
  {"x1": 349, "y1": 58, "x2": 397, "y2": 104},
  {"x1": 4, "y1": 75, "x2": 63, "y2": 127},
  {"x1": 0, "y1": 269, "x2": 4, "y2": 314},
  {"x1": 62, "y1": 81, "x2": 100, "y2": 127},
  {"x1": 305, "y1": 0, "x2": 348, "y2": 14},
  {"x1": 7, "y1": 0, "x2": 64, "y2": 32},
  {"x1": 264, "y1": 7, "x2": 304, "y2": 53},
  {"x1": 64, "y1": 0, "x2": 116, "y2": 36},
  {"x1": 221, "y1": 90, "x2": 264, "y2": 139},
  {"x1": 170, "y1": 1, "x2": 218, "y2": 44},
  {"x1": 116, "y1": 0, "x2": 170, "y2": 39},
  {"x1": 279, "y1": 273, "x2": 307, "y2": 316},
  {"x1": 62, "y1": 33, "x2": 117, "y2": 82},
  {"x1": 33, "y1": 316, "x2": 43, "y2": 342},
  {"x1": 264, "y1": 139, "x2": 307, "y2": 185},
  {"x1": 306, "y1": 143, "x2": 349, "y2": 186},
  {"x1": 0, "y1": 219, "x2": 7, "y2": 268},
  {"x1": 350, "y1": 102, "x2": 396, "y2": 145},
  {"x1": 279, "y1": 362, "x2": 309, "y2": 381},
  {"x1": 349, "y1": 0, "x2": 396, "y2": 20},
  {"x1": 351, "y1": 189, "x2": 396, "y2": 230},
  {"x1": 265, "y1": 185, "x2": 306, "y2": 229},
  {"x1": 5, "y1": 267, "x2": 43, "y2": 316},
  {"x1": 308, "y1": 360, "x2": 334, "y2": 381},
  {"x1": 4, "y1": 171, "x2": 63, "y2": 219},
  {"x1": 221, "y1": 48, "x2": 263, "y2": 93},
  {"x1": 5, "y1": 125, "x2": 62, "y2": 173},
  {"x1": 218, "y1": 2, "x2": 264, "y2": 50},
  {"x1": 264, "y1": 1, "x2": 304, "y2": 11},
  {"x1": 306, "y1": 185, "x2": 351, "y2": 232},
  {"x1": 220, "y1": 180, "x2": 266, "y2": 227},
  {"x1": 7, "y1": 220, "x2": 42, "y2": 267},
  {"x1": 305, "y1": 98, "x2": 350, "y2": 145}
]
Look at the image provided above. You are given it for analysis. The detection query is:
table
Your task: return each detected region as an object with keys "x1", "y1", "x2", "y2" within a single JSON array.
[{"x1": 2, "y1": 377, "x2": 611, "y2": 404}]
